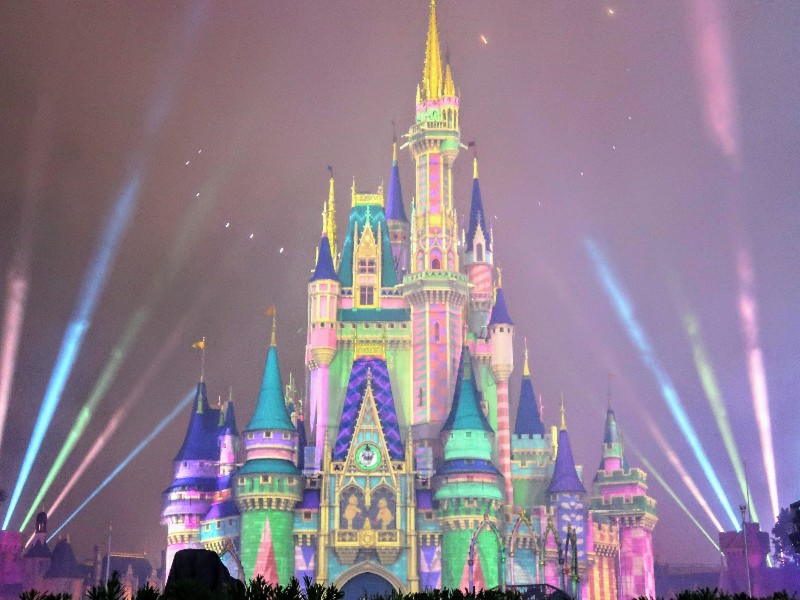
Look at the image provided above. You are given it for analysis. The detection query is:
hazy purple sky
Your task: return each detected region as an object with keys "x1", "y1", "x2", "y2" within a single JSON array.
[{"x1": 1, "y1": 1, "x2": 798, "y2": 567}]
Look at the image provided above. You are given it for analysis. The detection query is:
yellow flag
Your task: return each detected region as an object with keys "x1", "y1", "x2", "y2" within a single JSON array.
[
  {"x1": 265, "y1": 305, "x2": 277, "y2": 317},
  {"x1": 191, "y1": 339, "x2": 205, "y2": 350}
]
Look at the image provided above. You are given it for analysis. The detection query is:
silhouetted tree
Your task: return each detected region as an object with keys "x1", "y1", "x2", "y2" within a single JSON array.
[{"x1": 773, "y1": 506, "x2": 799, "y2": 566}]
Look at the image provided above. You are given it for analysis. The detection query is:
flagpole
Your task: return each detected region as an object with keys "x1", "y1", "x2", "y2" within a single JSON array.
[
  {"x1": 105, "y1": 522, "x2": 112, "y2": 584},
  {"x1": 200, "y1": 336, "x2": 206, "y2": 382}
]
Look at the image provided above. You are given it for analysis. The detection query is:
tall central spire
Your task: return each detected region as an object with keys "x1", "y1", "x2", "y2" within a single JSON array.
[{"x1": 422, "y1": 0, "x2": 443, "y2": 101}]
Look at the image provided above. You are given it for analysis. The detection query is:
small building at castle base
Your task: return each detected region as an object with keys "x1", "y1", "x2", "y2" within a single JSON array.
[{"x1": 0, "y1": 513, "x2": 160, "y2": 600}]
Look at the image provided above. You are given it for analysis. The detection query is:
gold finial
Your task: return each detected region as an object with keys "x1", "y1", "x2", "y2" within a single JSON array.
[
  {"x1": 392, "y1": 141, "x2": 397, "y2": 163},
  {"x1": 497, "y1": 266, "x2": 503, "y2": 288},
  {"x1": 266, "y1": 306, "x2": 277, "y2": 346},
  {"x1": 444, "y1": 62, "x2": 455, "y2": 97},
  {"x1": 473, "y1": 156, "x2": 479, "y2": 180},
  {"x1": 191, "y1": 337, "x2": 207, "y2": 383},
  {"x1": 560, "y1": 391, "x2": 566, "y2": 430},
  {"x1": 422, "y1": 0, "x2": 443, "y2": 101},
  {"x1": 351, "y1": 176, "x2": 356, "y2": 207},
  {"x1": 228, "y1": 385, "x2": 233, "y2": 403},
  {"x1": 523, "y1": 337, "x2": 530, "y2": 377}
]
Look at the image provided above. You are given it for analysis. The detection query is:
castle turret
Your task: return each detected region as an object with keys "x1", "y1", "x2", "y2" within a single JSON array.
[
  {"x1": 510, "y1": 344, "x2": 551, "y2": 511},
  {"x1": 307, "y1": 225, "x2": 340, "y2": 455},
  {"x1": 546, "y1": 404, "x2": 588, "y2": 593},
  {"x1": 23, "y1": 511, "x2": 52, "y2": 585},
  {"x1": 236, "y1": 315, "x2": 302, "y2": 584},
  {"x1": 200, "y1": 396, "x2": 241, "y2": 556},
  {"x1": 161, "y1": 382, "x2": 220, "y2": 576},
  {"x1": 386, "y1": 143, "x2": 410, "y2": 279},
  {"x1": 488, "y1": 276, "x2": 514, "y2": 507},
  {"x1": 591, "y1": 407, "x2": 657, "y2": 599},
  {"x1": 403, "y1": 0, "x2": 469, "y2": 454},
  {"x1": 435, "y1": 347, "x2": 504, "y2": 590},
  {"x1": 465, "y1": 158, "x2": 493, "y2": 337}
]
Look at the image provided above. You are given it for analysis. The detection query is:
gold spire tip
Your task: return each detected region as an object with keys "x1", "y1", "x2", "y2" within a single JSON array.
[
  {"x1": 497, "y1": 266, "x2": 503, "y2": 288},
  {"x1": 560, "y1": 392, "x2": 566, "y2": 430},
  {"x1": 523, "y1": 337, "x2": 530, "y2": 377},
  {"x1": 265, "y1": 306, "x2": 277, "y2": 346},
  {"x1": 473, "y1": 156, "x2": 479, "y2": 179},
  {"x1": 392, "y1": 141, "x2": 397, "y2": 163}
]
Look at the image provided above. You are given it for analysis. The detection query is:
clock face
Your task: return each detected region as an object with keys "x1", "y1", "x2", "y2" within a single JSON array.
[{"x1": 355, "y1": 443, "x2": 381, "y2": 471}]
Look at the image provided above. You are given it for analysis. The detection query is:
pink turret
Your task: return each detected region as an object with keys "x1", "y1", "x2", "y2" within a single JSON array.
[
  {"x1": 488, "y1": 274, "x2": 514, "y2": 507},
  {"x1": 307, "y1": 201, "x2": 340, "y2": 458},
  {"x1": 465, "y1": 158, "x2": 494, "y2": 338},
  {"x1": 591, "y1": 408, "x2": 658, "y2": 599}
]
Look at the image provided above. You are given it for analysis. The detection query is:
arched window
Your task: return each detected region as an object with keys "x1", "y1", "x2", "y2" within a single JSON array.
[
  {"x1": 434, "y1": 322, "x2": 440, "y2": 342},
  {"x1": 476, "y1": 243, "x2": 484, "y2": 262},
  {"x1": 430, "y1": 249, "x2": 442, "y2": 270}
]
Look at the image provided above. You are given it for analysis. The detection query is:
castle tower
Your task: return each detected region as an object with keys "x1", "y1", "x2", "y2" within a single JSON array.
[
  {"x1": 320, "y1": 355, "x2": 417, "y2": 590},
  {"x1": 435, "y1": 347, "x2": 504, "y2": 591},
  {"x1": 236, "y1": 316, "x2": 302, "y2": 584},
  {"x1": 306, "y1": 224, "x2": 340, "y2": 455},
  {"x1": 510, "y1": 345, "x2": 551, "y2": 512},
  {"x1": 546, "y1": 405, "x2": 588, "y2": 593},
  {"x1": 386, "y1": 142, "x2": 410, "y2": 280},
  {"x1": 488, "y1": 277, "x2": 514, "y2": 507},
  {"x1": 465, "y1": 158, "x2": 494, "y2": 337},
  {"x1": 591, "y1": 407, "x2": 658, "y2": 599},
  {"x1": 403, "y1": 0, "x2": 469, "y2": 453},
  {"x1": 161, "y1": 382, "x2": 220, "y2": 576},
  {"x1": 200, "y1": 398, "x2": 241, "y2": 558},
  {"x1": 23, "y1": 511, "x2": 52, "y2": 585}
]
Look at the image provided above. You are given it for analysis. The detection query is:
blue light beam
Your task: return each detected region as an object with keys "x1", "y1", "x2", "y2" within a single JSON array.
[
  {"x1": 584, "y1": 238, "x2": 739, "y2": 528},
  {"x1": 47, "y1": 388, "x2": 194, "y2": 541},
  {"x1": 3, "y1": 176, "x2": 141, "y2": 530}
]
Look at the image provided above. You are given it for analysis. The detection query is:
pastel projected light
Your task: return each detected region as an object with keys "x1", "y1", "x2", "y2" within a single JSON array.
[{"x1": 584, "y1": 238, "x2": 738, "y2": 529}]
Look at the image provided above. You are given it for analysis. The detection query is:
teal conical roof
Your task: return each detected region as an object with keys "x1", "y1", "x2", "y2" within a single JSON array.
[
  {"x1": 245, "y1": 338, "x2": 294, "y2": 432},
  {"x1": 441, "y1": 346, "x2": 493, "y2": 434}
]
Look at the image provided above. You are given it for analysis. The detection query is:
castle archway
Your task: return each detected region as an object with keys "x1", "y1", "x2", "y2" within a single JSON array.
[{"x1": 335, "y1": 562, "x2": 404, "y2": 600}]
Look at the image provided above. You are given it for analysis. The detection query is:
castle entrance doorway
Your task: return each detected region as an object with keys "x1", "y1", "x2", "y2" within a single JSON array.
[{"x1": 340, "y1": 572, "x2": 395, "y2": 600}]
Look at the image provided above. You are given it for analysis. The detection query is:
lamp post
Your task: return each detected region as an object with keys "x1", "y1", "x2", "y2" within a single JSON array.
[{"x1": 739, "y1": 504, "x2": 752, "y2": 597}]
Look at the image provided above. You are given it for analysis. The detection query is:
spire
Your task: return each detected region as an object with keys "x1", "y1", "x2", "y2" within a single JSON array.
[
  {"x1": 466, "y1": 158, "x2": 490, "y2": 252},
  {"x1": 444, "y1": 61, "x2": 456, "y2": 97},
  {"x1": 310, "y1": 233, "x2": 339, "y2": 282},
  {"x1": 245, "y1": 314, "x2": 294, "y2": 432},
  {"x1": 514, "y1": 340, "x2": 545, "y2": 436},
  {"x1": 422, "y1": 0, "x2": 443, "y2": 101},
  {"x1": 489, "y1": 274, "x2": 513, "y2": 325},
  {"x1": 547, "y1": 426, "x2": 586, "y2": 494},
  {"x1": 326, "y1": 171, "x2": 337, "y2": 263},
  {"x1": 523, "y1": 338, "x2": 530, "y2": 377},
  {"x1": 385, "y1": 142, "x2": 408, "y2": 222},
  {"x1": 441, "y1": 346, "x2": 493, "y2": 433},
  {"x1": 603, "y1": 407, "x2": 621, "y2": 445}
]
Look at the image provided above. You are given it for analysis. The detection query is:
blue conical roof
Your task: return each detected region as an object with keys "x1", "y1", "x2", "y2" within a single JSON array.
[
  {"x1": 219, "y1": 401, "x2": 238, "y2": 437},
  {"x1": 515, "y1": 373, "x2": 544, "y2": 435},
  {"x1": 489, "y1": 286, "x2": 513, "y2": 326},
  {"x1": 603, "y1": 408, "x2": 621, "y2": 445},
  {"x1": 310, "y1": 234, "x2": 339, "y2": 282},
  {"x1": 547, "y1": 428, "x2": 586, "y2": 494},
  {"x1": 245, "y1": 343, "x2": 295, "y2": 432},
  {"x1": 385, "y1": 154, "x2": 407, "y2": 222},
  {"x1": 174, "y1": 382, "x2": 221, "y2": 462},
  {"x1": 441, "y1": 347, "x2": 493, "y2": 433},
  {"x1": 466, "y1": 175, "x2": 490, "y2": 252}
]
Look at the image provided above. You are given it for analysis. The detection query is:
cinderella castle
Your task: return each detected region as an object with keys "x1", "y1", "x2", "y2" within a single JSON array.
[{"x1": 161, "y1": 3, "x2": 658, "y2": 598}]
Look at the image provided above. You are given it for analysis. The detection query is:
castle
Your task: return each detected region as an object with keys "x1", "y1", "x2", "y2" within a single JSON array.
[{"x1": 161, "y1": 3, "x2": 658, "y2": 598}]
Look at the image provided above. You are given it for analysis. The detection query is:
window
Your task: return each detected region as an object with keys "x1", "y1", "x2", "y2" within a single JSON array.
[
  {"x1": 283, "y1": 432, "x2": 291, "y2": 440},
  {"x1": 434, "y1": 322, "x2": 440, "y2": 342},
  {"x1": 359, "y1": 286, "x2": 374, "y2": 306},
  {"x1": 431, "y1": 257, "x2": 441, "y2": 270},
  {"x1": 476, "y1": 244, "x2": 484, "y2": 262},
  {"x1": 357, "y1": 258, "x2": 376, "y2": 274},
  {"x1": 247, "y1": 433, "x2": 254, "y2": 440},
  {"x1": 303, "y1": 511, "x2": 313, "y2": 521}
]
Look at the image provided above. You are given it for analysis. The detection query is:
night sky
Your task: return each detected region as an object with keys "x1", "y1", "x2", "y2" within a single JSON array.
[{"x1": 1, "y1": 1, "x2": 798, "y2": 568}]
